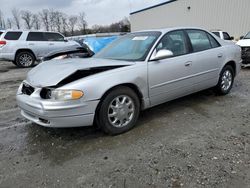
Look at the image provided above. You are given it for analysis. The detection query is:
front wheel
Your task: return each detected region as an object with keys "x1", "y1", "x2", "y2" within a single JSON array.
[
  {"x1": 96, "y1": 86, "x2": 140, "y2": 135},
  {"x1": 215, "y1": 65, "x2": 234, "y2": 95}
]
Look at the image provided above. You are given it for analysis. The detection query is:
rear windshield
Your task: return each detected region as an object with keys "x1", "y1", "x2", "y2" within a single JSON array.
[{"x1": 4, "y1": 32, "x2": 22, "y2": 40}]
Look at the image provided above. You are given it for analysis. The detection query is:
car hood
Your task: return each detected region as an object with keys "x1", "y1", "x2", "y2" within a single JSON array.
[
  {"x1": 237, "y1": 39, "x2": 250, "y2": 47},
  {"x1": 27, "y1": 58, "x2": 135, "y2": 87}
]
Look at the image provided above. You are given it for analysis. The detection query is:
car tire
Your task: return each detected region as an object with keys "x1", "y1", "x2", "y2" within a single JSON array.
[
  {"x1": 96, "y1": 86, "x2": 140, "y2": 135},
  {"x1": 16, "y1": 51, "x2": 35, "y2": 68},
  {"x1": 215, "y1": 65, "x2": 234, "y2": 95}
]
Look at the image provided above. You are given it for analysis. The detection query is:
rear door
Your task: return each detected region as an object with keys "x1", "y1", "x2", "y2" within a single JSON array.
[
  {"x1": 185, "y1": 29, "x2": 223, "y2": 90},
  {"x1": 148, "y1": 30, "x2": 195, "y2": 105},
  {"x1": 26, "y1": 32, "x2": 50, "y2": 58}
]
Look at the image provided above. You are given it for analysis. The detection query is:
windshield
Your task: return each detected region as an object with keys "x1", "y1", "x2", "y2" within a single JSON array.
[
  {"x1": 244, "y1": 32, "x2": 250, "y2": 39},
  {"x1": 95, "y1": 32, "x2": 161, "y2": 61}
]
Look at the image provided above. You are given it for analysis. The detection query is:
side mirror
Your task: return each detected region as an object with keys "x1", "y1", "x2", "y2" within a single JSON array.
[
  {"x1": 64, "y1": 39, "x2": 68, "y2": 42},
  {"x1": 240, "y1": 36, "x2": 244, "y2": 40},
  {"x1": 150, "y1": 49, "x2": 174, "y2": 61},
  {"x1": 230, "y1": 36, "x2": 234, "y2": 40}
]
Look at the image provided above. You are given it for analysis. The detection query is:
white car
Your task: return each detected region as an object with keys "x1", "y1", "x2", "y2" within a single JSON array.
[
  {"x1": 237, "y1": 31, "x2": 250, "y2": 65},
  {"x1": 0, "y1": 30, "x2": 79, "y2": 68},
  {"x1": 211, "y1": 30, "x2": 234, "y2": 41}
]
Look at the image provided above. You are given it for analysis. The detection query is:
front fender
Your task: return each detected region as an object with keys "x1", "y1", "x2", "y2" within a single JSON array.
[{"x1": 59, "y1": 63, "x2": 149, "y2": 104}]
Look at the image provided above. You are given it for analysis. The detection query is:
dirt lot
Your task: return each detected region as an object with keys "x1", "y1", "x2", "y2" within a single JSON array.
[{"x1": 0, "y1": 60, "x2": 249, "y2": 188}]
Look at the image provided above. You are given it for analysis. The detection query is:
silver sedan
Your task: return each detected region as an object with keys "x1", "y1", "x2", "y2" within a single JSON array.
[{"x1": 16, "y1": 27, "x2": 241, "y2": 135}]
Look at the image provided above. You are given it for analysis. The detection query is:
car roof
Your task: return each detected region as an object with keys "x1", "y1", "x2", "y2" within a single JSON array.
[
  {"x1": 133, "y1": 27, "x2": 210, "y2": 34},
  {"x1": 3, "y1": 29, "x2": 62, "y2": 33}
]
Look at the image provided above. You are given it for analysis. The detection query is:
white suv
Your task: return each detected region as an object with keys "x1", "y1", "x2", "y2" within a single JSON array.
[{"x1": 0, "y1": 30, "x2": 79, "y2": 68}]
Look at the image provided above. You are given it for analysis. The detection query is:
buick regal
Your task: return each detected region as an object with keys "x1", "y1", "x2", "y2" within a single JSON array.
[{"x1": 16, "y1": 27, "x2": 241, "y2": 135}]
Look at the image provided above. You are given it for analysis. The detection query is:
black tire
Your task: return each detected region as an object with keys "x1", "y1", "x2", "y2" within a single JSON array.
[
  {"x1": 96, "y1": 86, "x2": 140, "y2": 135},
  {"x1": 15, "y1": 51, "x2": 35, "y2": 68},
  {"x1": 214, "y1": 65, "x2": 234, "y2": 95}
]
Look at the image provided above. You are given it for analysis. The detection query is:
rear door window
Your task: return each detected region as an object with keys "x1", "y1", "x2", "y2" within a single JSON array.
[
  {"x1": 223, "y1": 32, "x2": 231, "y2": 40},
  {"x1": 4, "y1": 32, "x2": 22, "y2": 40},
  {"x1": 27, "y1": 32, "x2": 46, "y2": 41},
  {"x1": 44, "y1": 33, "x2": 64, "y2": 42},
  {"x1": 0, "y1": 32, "x2": 3, "y2": 36},
  {"x1": 207, "y1": 34, "x2": 221, "y2": 48},
  {"x1": 186, "y1": 30, "x2": 212, "y2": 52},
  {"x1": 212, "y1": 32, "x2": 220, "y2": 38}
]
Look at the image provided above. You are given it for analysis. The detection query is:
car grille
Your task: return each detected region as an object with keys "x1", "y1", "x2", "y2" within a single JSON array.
[{"x1": 21, "y1": 83, "x2": 35, "y2": 96}]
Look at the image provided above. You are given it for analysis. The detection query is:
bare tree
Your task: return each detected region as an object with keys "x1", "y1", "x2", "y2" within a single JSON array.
[
  {"x1": 68, "y1": 16, "x2": 78, "y2": 35},
  {"x1": 21, "y1": 10, "x2": 33, "y2": 29},
  {"x1": 12, "y1": 8, "x2": 21, "y2": 29},
  {"x1": 61, "y1": 14, "x2": 68, "y2": 36},
  {"x1": 49, "y1": 9, "x2": 57, "y2": 31},
  {"x1": 78, "y1": 12, "x2": 87, "y2": 34},
  {"x1": 32, "y1": 14, "x2": 41, "y2": 30},
  {"x1": 6, "y1": 18, "x2": 12, "y2": 29},
  {"x1": 54, "y1": 11, "x2": 63, "y2": 32},
  {"x1": 39, "y1": 9, "x2": 50, "y2": 31},
  {"x1": 0, "y1": 10, "x2": 5, "y2": 29}
]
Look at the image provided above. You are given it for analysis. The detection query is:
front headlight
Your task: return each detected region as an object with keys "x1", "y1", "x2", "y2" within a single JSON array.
[{"x1": 51, "y1": 89, "x2": 84, "y2": 101}]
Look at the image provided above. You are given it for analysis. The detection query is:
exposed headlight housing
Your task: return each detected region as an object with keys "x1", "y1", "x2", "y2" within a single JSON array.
[{"x1": 50, "y1": 89, "x2": 84, "y2": 101}]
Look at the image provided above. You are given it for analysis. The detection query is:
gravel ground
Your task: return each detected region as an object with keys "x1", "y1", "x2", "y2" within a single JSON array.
[{"x1": 0, "y1": 61, "x2": 249, "y2": 188}]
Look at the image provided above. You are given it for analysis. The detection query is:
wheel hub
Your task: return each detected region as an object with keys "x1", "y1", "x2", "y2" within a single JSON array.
[
  {"x1": 108, "y1": 95, "x2": 135, "y2": 128},
  {"x1": 221, "y1": 70, "x2": 232, "y2": 91}
]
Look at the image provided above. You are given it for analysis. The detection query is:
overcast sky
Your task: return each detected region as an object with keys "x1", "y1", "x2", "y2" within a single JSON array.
[{"x1": 1, "y1": 0, "x2": 167, "y2": 27}]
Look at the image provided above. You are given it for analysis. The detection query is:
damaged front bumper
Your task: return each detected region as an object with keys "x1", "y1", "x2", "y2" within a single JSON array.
[{"x1": 16, "y1": 82, "x2": 99, "y2": 128}]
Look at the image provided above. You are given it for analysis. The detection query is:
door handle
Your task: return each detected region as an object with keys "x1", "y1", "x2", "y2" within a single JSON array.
[
  {"x1": 185, "y1": 61, "x2": 192, "y2": 67},
  {"x1": 49, "y1": 43, "x2": 55, "y2": 45},
  {"x1": 218, "y1": 53, "x2": 223, "y2": 58},
  {"x1": 28, "y1": 43, "x2": 35, "y2": 46}
]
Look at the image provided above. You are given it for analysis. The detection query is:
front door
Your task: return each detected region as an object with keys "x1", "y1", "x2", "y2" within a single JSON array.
[{"x1": 148, "y1": 30, "x2": 194, "y2": 106}]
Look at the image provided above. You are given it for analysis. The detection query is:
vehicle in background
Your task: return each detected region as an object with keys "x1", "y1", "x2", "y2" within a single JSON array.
[
  {"x1": 0, "y1": 30, "x2": 79, "y2": 68},
  {"x1": 80, "y1": 36, "x2": 118, "y2": 53},
  {"x1": 41, "y1": 44, "x2": 94, "y2": 62},
  {"x1": 211, "y1": 30, "x2": 234, "y2": 41},
  {"x1": 67, "y1": 33, "x2": 123, "y2": 53},
  {"x1": 41, "y1": 35, "x2": 118, "y2": 62},
  {"x1": 237, "y1": 31, "x2": 250, "y2": 65},
  {"x1": 17, "y1": 27, "x2": 241, "y2": 135}
]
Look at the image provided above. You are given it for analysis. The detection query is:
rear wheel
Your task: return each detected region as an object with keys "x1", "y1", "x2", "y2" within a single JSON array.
[
  {"x1": 96, "y1": 86, "x2": 140, "y2": 135},
  {"x1": 215, "y1": 65, "x2": 234, "y2": 95},
  {"x1": 16, "y1": 51, "x2": 35, "y2": 68}
]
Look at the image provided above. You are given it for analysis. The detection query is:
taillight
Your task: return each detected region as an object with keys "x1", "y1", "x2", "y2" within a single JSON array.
[{"x1": 0, "y1": 41, "x2": 6, "y2": 47}]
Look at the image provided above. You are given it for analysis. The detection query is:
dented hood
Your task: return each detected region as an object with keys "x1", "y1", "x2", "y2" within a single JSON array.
[{"x1": 27, "y1": 58, "x2": 135, "y2": 87}]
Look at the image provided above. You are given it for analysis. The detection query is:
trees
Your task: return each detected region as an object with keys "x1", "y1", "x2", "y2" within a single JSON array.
[
  {"x1": 39, "y1": 9, "x2": 50, "y2": 31},
  {"x1": 0, "y1": 10, "x2": 5, "y2": 29},
  {"x1": 78, "y1": 12, "x2": 87, "y2": 34},
  {"x1": 21, "y1": 10, "x2": 33, "y2": 29},
  {"x1": 32, "y1": 14, "x2": 41, "y2": 30},
  {"x1": 0, "y1": 8, "x2": 130, "y2": 36},
  {"x1": 68, "y1": 16, "x2": 78, "y2": 35},
  {"x1": 11, "y1": 8, "x2": 21, "y2": 29}
]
